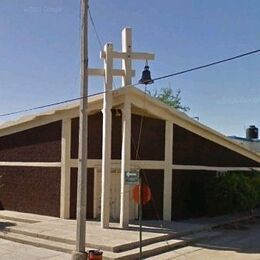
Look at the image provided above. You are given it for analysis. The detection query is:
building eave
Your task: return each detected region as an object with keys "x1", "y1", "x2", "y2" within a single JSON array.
[{"x1": 0, "y1": 85, "x2": 259, "y2": 163}]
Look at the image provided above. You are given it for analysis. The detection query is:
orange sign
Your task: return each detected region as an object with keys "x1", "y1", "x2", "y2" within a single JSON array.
[{"x1": 133, "y1": 184, "x2": 152, "y2": 205}]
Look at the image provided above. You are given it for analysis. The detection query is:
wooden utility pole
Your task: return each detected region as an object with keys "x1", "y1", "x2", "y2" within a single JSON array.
[{"x1": 72, "y1": 0, "x2": 88, "y2": 259}]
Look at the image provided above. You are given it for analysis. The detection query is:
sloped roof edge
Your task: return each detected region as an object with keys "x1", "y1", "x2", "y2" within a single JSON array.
[
  {"x1": 0, "y1": 86, "x2": 259, "y2": 163},
  {"x1": 127, "y1": 86, "x2": 260, "y2": 163}
]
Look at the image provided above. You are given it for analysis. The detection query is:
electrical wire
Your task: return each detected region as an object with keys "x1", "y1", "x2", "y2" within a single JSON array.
[
  {"x1": 88, "y1": 7, "x2": 118, "y2": 90},
  {"x1": 0, "y1": 91, "x2": 105, "y2": 117},
  {"x1": 88, "y1": 8, "x2": 103, "y2": 50},
  {"x1": 1, "y1": 49, "x2": 259, "y2": 118},
  {"x1": 151, "y1": 49, "x2": 260, "y2": 82},
  {"x1": 132, "y1": 85, "x2": 165, "y2": 222}
]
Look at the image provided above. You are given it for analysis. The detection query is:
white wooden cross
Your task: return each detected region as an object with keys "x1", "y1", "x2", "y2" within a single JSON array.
[
  {"x1": 88, "y1": 27, "x2": 154, "y2": 228},
  {"x1": 88, "y1": 27, "x2": 155, "y2": 90}
]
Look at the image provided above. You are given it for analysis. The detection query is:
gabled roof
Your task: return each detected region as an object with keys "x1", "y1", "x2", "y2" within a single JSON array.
[{"x1": 0, "y1": 86, "x2": 259, "y2": 163}]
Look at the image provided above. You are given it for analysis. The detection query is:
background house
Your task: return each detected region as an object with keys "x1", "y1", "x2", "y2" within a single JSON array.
[{"x1": 229, "y1": 126, "x2": 260, "y2": 154}]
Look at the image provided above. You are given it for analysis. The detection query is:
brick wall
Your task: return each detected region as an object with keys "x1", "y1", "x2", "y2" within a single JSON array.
[
  {"x1": 0, "y1": 167, "x2": 60, "y2": 217},
  {"x1": 173, "y1": 124, "x2": 259, "y2": 167},
  {"x1": 0, "y1": 121, "x2": 62, "y2": 162},
  {"x1": 71, "y1": 112, "x2": 165, "y2": 161}
]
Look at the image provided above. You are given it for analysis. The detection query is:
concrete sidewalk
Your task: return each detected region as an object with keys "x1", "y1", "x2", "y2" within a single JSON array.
[
  {"x1": 0, "y1": 210, "x2": 258, "y2": 259},
  {"x1": 0, "y1": 239, "x2": 70, "y2": 260},
  {"x1": 148, "y1": 217, "x2": 260, "y2": 259},
  {"x1": 0, "y1": 211, "x2": 207, "y2": 252}
]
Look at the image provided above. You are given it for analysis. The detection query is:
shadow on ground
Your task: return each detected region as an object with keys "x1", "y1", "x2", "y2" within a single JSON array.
[
  {"x1": 191, "y1": 217, "x2": 260, "y2": 255},
  {"x1": 0, "y1": 221, "x2": 16, "y2": 231},
  {"x1": 111, "y1": 215, "x2": 260, "y2": 256}
]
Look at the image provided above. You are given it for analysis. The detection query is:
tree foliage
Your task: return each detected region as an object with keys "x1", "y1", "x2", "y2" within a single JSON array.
[
  {"x1": 149, "y1": 87, "x2": 190, "y2": 112},
  {"x1": 205, "y1": 172, "x2": 258, "y2": 216}
]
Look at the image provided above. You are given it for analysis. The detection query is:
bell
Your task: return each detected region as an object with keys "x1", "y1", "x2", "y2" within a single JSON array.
[{"x1": 139, "y1": 63, "x2": 154, "y2": 85}]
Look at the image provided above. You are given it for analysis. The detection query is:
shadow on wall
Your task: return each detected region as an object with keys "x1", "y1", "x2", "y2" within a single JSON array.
[
  {"x1": 0, "y1": 201, "x2": 3, "y2": 210},
  {"x1": 172, "y1": 171, "x2": 214, "y2": 220}
]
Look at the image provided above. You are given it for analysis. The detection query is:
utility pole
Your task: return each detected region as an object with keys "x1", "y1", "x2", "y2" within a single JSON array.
[{"x1": 72, "y1": 0, "x2": 88, "y2": 259}]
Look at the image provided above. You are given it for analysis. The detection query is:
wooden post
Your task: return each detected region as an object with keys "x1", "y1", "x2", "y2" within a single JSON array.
[
  {"x1": 101, "y1": 43, "x2": 113, "y2": 228},
  {"x1": 120, "y1": 99, "x2": 131, "y2": 228},
  {"x1": 163, "y1": 121, "x2": 173, "y2": 221},
  {"x1": 122, "y1": 28, "x2": 132, "y2": 87},
  {"x1": 60, "y1": 118, "x2": 71, "y2": 219},
  {"x1": 96, "y1": 27, "x2": 154, "y2": 229}
]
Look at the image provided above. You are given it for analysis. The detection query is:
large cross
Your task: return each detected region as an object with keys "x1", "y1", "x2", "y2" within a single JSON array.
[
  {"x1": 89, "y1": 27, "x2": 154, "y2": 228},
  {"x1": 88, "y1": 27, "x2": 155, "y2": 89}
]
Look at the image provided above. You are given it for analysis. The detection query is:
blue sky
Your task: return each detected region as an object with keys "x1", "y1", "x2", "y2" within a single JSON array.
[{"x1": 0, "y1": 0, "x2": 259, "y2": 137}]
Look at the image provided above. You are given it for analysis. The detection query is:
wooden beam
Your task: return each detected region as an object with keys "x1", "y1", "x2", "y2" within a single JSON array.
[
  {"x1": 101, "y1": 51, "x2": 154, "y2": 61},
  {"x1": 122, "y1": 28, "x2": 132, "y2": 86},
  {"x1": 172, "y1": 165, "x2": 260, "y2": 172},
  {"x1": 163, "y1": 121, "x2": 173, "y2": 221},
  {"x1": 2, "y1": 159, "x2": 257, "y2": 172},
  {"x1": 60, "y1": 118, "x2": 71, "y2": 219},
  {"x1": 70, "y1": 159, "x2": 165, "y2": 170},
  {"x1": 101, "y1": 43, "x2": 113, "y2": 228},
  {"x1": 0, "y1": 162, "x2": 61, "y2": 167},
  {"x1": 88, "y1": 68, "x2": 135, "y2": 77},
  {"x1": 120, "y1": 99, "x2": 131, "y2": 228}
]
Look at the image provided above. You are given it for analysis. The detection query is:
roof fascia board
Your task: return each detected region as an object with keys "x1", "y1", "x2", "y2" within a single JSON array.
[
  {"x1": 0, "y1": 90, "x2": 126, "y2": 138},
  {"x1": 129, "y1": 88, "x2": 260, "y2": 163},
  {"x1": 0, "y1": 109, "x2": 77, "y2": 138},
  {"x1": 0, "y1": 85, "x2": 258, "y2": 163}
]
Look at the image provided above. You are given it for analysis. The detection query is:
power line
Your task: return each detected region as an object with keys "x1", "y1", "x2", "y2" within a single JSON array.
[
  {"x1": 0, "y1": 92, "x2": 104, "y2": 118},
  {"x1": 1, "y1": 49, "x2": 259, "y2": 118},
  {"x1": 88, "y1": 8, "x2": 103, "y2": 50},
  {"x1": 88, "y1": 8, "x2": 118, "y2": 90},
  {"x1": 151, "y1": 49, "x2": 260, "y2": 82}
]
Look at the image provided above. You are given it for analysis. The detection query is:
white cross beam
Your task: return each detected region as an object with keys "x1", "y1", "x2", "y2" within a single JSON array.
[
  {"x1": 88, "y1": 27, "x2": 155, "y2": 229},
  {"x1": 88, "y1": 27, "x2": 155, "y2": 88}
]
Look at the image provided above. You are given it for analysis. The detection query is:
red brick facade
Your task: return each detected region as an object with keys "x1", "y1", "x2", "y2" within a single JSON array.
[{"x1": 0, "y1": 113, "x2": 258, "y2": 220}]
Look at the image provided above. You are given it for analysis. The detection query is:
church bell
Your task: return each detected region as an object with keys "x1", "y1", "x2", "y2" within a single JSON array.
[{"x1": 139, "y1": 62, "x2": 154, "y2": 85}]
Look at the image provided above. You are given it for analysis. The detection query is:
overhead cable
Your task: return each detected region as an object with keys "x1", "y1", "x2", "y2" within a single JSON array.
[
  {"x1": 88, "y1": 8, "x2": 103, "y2": 50},
  {"x1": 1, "y1": 49, "x2": 259, "y2": 118},
  {"x1": 151, "y1": 49, "x2": 260, "y2": 82},
  {"x1": 0, "y1": 92, "x2": 104, "y2": 117}
]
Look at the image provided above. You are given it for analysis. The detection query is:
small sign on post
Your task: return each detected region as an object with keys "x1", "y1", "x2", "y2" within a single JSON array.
[{"x1": 125, "y1": 170, "x2": 140, "y2": 185}]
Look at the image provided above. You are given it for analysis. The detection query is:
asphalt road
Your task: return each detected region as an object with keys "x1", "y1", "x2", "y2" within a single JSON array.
[{"x1": 149, "y1": 218, "x2": 260, "y2": 259}]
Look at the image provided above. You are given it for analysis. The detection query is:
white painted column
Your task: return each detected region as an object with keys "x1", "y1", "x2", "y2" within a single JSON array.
[
  {"x1": 122, "y1": 28, "x2": 132, "y2": 87},
  {"x1": 163, "y1": 121, "x2": 173, "y2": 221},
  {"x1": 120, "y1": 99, "x2": 131, "y2": 228},
  {"x1": 60, "y1": 118, "x2": 71, "y2": 219},
  {"x1": 101, "y1": 43, "x2": 113, "y2": 228}
]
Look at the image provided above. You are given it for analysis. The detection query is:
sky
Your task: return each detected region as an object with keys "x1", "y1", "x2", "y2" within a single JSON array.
[{"x1": 0, "y1": 0, "x2": 259, "y2": 137}]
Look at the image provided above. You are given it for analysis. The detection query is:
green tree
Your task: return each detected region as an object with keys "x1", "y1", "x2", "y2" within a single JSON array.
[
  {"x1": 149, "y1": 87, "x2": 190, "y2": 112},
  {"x1": 206, "y1": 172, "x2": 258, "y2": 216}
]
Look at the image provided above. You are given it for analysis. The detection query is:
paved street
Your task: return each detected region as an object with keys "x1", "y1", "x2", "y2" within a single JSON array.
[
  {"x1": 149, "y1": 218, "x2": 260, "y2": 259},
  {"x1": 0, "y1": 239, "x2": 70, "y2": 260}
]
